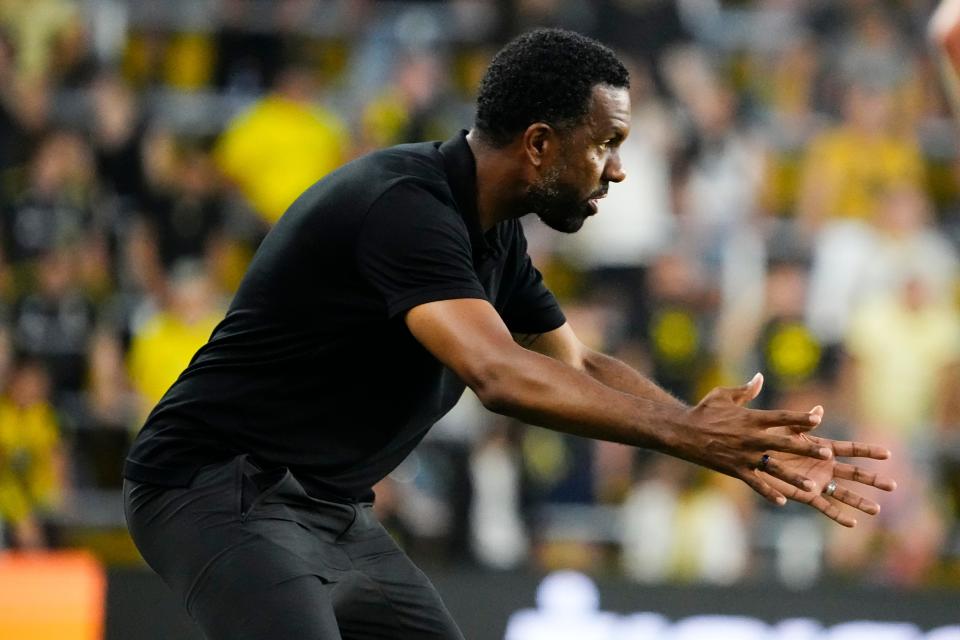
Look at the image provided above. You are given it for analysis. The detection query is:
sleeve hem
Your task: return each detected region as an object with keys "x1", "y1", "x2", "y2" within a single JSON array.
[
  {"x1": 504, "y1": 309, "x2": 567, "y2": 335},
  {"x1": 386, "y1": 286, "x2": 489, "y2": 319}
]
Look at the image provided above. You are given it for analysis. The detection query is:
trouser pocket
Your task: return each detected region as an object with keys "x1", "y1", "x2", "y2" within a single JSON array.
[{"x1": 239, "y1": 459, "x2": 292, "y2": 521}]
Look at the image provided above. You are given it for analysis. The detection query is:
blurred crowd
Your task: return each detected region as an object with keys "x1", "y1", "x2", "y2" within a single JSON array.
[{"x1": 1, "y1": 0, "x2": 960, "y2": 590}]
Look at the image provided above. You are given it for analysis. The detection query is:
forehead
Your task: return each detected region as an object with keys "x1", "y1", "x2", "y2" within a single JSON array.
[{"x1": 585, "y1": 84, "x2": 631, "y2": 133}]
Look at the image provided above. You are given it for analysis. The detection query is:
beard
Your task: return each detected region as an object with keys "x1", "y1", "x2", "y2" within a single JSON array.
[{"x1": 524, "y1": 165, "x2": 595, "y2": 234}]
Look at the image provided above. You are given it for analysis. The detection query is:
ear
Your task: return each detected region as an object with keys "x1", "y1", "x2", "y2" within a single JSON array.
[{"x1": 521, "y1": 123, "x2": 557, "y2": 168}]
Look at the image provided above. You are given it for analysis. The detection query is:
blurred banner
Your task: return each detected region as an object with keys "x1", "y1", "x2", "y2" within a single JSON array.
[
  {"x1": 105, "y1": 567, "x2": 960, "y2": 640},
  {"x1": 0, "y1": 551, "x2": 106, "y2": 640}
]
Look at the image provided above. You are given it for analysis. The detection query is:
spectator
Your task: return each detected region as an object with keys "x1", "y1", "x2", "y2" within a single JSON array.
[
  {"x1": 12, "y1": 246, "x2": 96, "y2": 400},
  {"x1": 4, "y1": 130, "x2": 95, "y2": 266},
  {"x1": 214, "y1": 64, "x2": 349, "y2": 225},
  {"x1": 796, "y1": 81, "x2": 925, "y2": 233},
  {"x1": 73, "y1": 329, "x2": 137, "y2": 489},
  {"x1": 754, "y1": 32, "x2": 826, "y2": 219},
  {"x1": 666, "y1": 48, "x2": 767, "y2": 296},
  {"x1": 719, "y1": 256, "x2": 828, "y2": 410},
  {"x1": 358, "y1": 51, "x2": 458, "y2": 152},
  {"x1": 806, "y1": 182, "x2": 958, "y2": 345},
  {"x1": 844, "y1": 274, "x2": 960, "y2": 449},
  {"x1": 90, "y1": 72, "x2": 149, "y2": 210},
  {"x1": 834, "y1": 272, "x2": 960, "y2": 585},
  {"x1": 639, "y1": 252, "x2": 712, "y2": 403},
  {"x1": 127, "y1": 261, "x2": 224, "y2": 418},
  {"x1": 144, "y1": 145, "x2": 227, "y2": 269},
  {"x1": 0, "y1": 357, "x2": 64, "y2": 549}
]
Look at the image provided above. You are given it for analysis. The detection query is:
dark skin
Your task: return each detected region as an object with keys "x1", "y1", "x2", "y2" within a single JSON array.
[
  {"x1": 471, "y1": 84, "x2": 629, "y2": 233},
  {"x1": 407, "y1": 84, "x2": 895, "y2": 527}
]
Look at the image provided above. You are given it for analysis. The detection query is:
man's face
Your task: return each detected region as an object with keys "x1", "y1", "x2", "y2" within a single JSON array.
[{"x1": 525, "y1": 84, "x2": 631, "y2": 233}]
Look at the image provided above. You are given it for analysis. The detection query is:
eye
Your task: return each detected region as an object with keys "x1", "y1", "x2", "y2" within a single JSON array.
[{"x1": 600, "y1": 135, "x2": 622, "y2": 150}]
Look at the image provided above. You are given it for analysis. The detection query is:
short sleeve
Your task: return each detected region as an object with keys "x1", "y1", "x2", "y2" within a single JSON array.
[
  {"x1": 500, "y1": 223, "x2": 566, "y2": 334},
  {"x1": 357, "y1": 181, "x2": 488, "y2": 318}
]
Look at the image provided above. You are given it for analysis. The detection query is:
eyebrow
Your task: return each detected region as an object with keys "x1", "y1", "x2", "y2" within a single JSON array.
[{"x1": 603, "y1": 127, "x2": 627, "y2": 142}]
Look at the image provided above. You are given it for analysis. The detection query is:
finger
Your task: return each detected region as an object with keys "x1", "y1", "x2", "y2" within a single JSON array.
[
  {"x1": 830, "y1": 483, "x2": 881, "y2": 516},
  {"x1": 752, "y1": 408, "x2": 822, "y2": 430},
  {"x1": 759, "y1": 472, "x2": 799, "y2": 500},
  {"x1": 827, "y1": 440, "x2": 891, "y2": 460},
  {"x1": 741, "y1": 470, "x2": 786, "y2": 506},
  {"x1": 761, "y1": 457, "x2": 816, "y2": 492},
  {"x1": 762, "y1": 435, "x2": 833, "y2": 460},
  {"x1": 810, "y1": 494, "x2": 857, "y2": 527},
  {"x1": 732, "y1": 373, "x2": 763, "y2": 405},
  {"x1": 833, "y1": 463, "x2": 898, "y2": 491}
]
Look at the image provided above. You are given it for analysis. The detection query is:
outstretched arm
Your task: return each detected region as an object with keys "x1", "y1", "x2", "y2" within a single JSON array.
[
  {"x1": 408, "y1": 298, "x2": 895, "y2": 526},
  {"x1": 409, "y1": 299, "x2": 831, "y2": 504}
]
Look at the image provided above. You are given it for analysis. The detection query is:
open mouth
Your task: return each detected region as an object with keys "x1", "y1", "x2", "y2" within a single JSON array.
[{"x1": 587, "y1": 190, "x2": 607, "y2": 213}]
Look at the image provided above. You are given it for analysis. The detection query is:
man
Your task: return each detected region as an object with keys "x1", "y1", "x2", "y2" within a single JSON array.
[{"x1": 124, "y1": 29, "x2": 895, "y2": 640}]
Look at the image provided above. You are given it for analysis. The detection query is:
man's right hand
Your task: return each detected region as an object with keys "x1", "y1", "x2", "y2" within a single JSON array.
[
  {"x1": 671, "y1": 373, "x2": 830, "y2": 505},
  {"x1": 673, "y1": 373, "x2": 895, "y2": 525}
]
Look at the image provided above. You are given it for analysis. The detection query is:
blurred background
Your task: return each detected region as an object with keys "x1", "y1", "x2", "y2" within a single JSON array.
[{"x1": 1, "y1": 0, "x2": 960, "y2": 638}]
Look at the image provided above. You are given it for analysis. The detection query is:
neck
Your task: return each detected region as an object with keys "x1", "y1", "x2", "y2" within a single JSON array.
[{"x1": 466, "y1": 130, "x2": 528, "y2": 232}]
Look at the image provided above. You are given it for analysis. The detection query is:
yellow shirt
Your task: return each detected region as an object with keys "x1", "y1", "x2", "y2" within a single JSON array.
[
  {"x1": 214, "y1": 96, "x2": 349, "y2": 225},
  {"x1": 0, "y1": 399, "x2": 60, "y2": 523},
  {"x1": 128, "y1": 311, "x2": 221, "y2": 411},
  {"x1": 846, "y1": 294, "x2": 960, "y2": 437},
  {"x1": 361, "y1": 91, "x2": 409, "y2": 148},
  {"x1": 800, "y1": 128, "x2": 925, "y2": 220}
]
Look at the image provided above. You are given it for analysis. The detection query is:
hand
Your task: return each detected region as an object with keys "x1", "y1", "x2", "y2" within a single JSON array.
[
  {"x1": 676, "y1": 373, "x2": 832, "y2": 505},
  {"x1": 757, "y1": 433, "x2": 897, "y2": 527}
]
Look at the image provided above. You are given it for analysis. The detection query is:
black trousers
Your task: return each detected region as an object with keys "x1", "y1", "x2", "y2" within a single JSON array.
[{"x1": 123, "y1": 455, "x2": 465, "y2": 640}]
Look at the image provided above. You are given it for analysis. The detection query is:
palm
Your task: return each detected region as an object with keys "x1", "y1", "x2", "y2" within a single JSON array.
[
  {"x1": 758, "y1": 433, "x2": 896, "y2": 527},
  {"x1": 769, "y1": 449, "x2": 834, "y2": 494}
]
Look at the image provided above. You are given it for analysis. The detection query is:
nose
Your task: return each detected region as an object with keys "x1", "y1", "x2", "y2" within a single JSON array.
[{"x1": 604, "y1": 150, "x2": 626, "y2": 183}]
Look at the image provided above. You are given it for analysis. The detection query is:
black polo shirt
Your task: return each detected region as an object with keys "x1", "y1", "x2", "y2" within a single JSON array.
[{"x1": 123, "y1": 131, "x2": 565, "y2": 501}]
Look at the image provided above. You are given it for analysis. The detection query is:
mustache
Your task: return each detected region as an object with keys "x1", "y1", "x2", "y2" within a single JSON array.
[{"x1": 589, "y1": 185, "x2": 609, "y2": 200}]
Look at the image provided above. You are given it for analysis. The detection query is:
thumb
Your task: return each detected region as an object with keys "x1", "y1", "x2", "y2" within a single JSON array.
[{"x1": 734, "y1": 372, "x2": 763, "y2": 405}]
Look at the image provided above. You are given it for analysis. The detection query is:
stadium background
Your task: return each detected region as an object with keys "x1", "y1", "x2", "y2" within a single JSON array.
[{"x1": 1, "y1": 0, "x2": 960, "y2": 638}]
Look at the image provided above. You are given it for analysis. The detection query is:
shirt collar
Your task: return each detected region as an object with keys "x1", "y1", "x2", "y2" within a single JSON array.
[{"x1": 438, "y1": 130, "x2": 501, "y2": 258}]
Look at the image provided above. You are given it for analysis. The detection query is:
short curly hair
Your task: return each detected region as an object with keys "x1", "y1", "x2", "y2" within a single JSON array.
[{"x1": 475, "y1": 29, "x2": 629, "y2": 147}]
